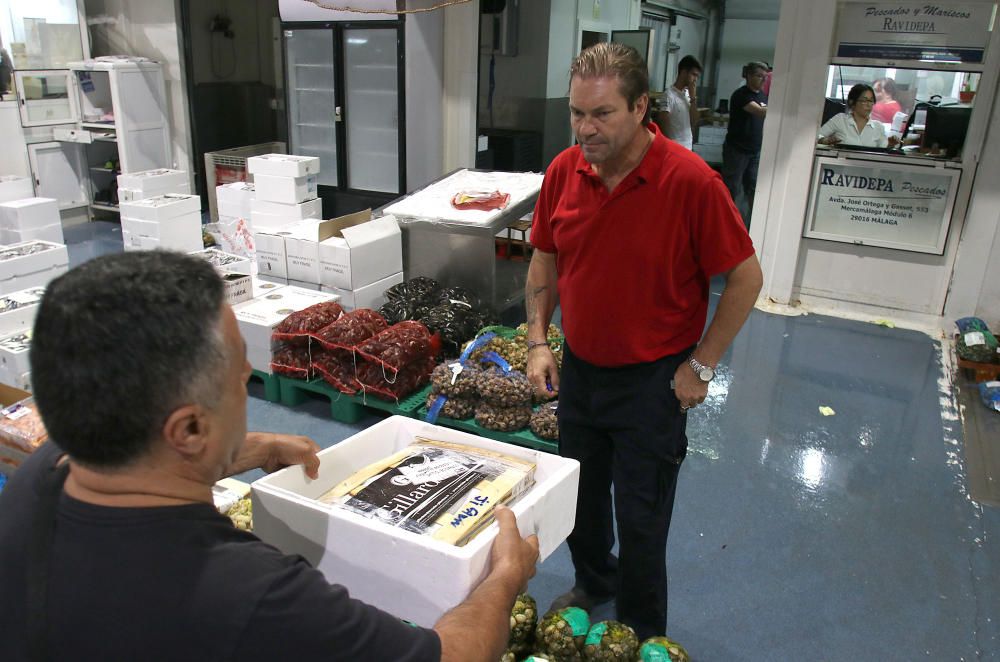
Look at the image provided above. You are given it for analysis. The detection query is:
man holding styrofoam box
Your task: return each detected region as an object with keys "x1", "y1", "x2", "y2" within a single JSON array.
[
  {"x1": 119, "y1": 193, "x2": 204, "y2": 253},
  {"x1": 116, "y1": 168, "x2": 190, "y2": 203},
  {"x1": 0, "y1": 197, "x2": 65, "y2": 245},
  {"x1": 0, "y1": 241, "x2": 69, "y2": 296}
]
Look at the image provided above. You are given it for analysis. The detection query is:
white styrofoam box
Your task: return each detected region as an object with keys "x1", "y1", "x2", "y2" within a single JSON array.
[
  {"x1": 118, "y1": 181, "x2": 192, "y2": 203},
  {"x1": 0, "y1": 287, "x2": 46, "y2": 335},
  {"x1": 250, "y1": 197, "x2": 322, "y2": 222},
  {"x1": 254, "y1": 229, "x2": 291, "y2": 279},
  {"x1": 246, "y1": 154, "x2": 320, "y2": 178},
  {"x1": 254, "y1": 174, "x2": 318, "y2": 205},
  {"x1": 0, "y1": 331, "x2": 32, "y2": 386},
  {"x1": 221, "y1": 273, "x2": 253, "y2": 307},
  {"x1": 232, "y1": 285, "x2": 338, "y2": 351},
  {"x1": 0, "y1": 242, "x2": 69, "y2": 281},
  {"x1": 250, "y1": 276, "x2": 286, "y2": 299},
  {"x1": 116, "y1": 169, "x2": 189, "y2": 194},
  {"x1": 119, "y1": 194, "x2": 201, "y2": 223},
  {"x1": 0, "y1": 176, "x2": 34, "y2": 204},
  {"x1": 282, "y1": 220, "x2": 324, "y2": 283},
  {"x1": 0, "y1": 263, "x2": 68, "y2": 297},
  {"x1": 1, "y1": 224, "x2": 65, "y2": 246},
  {"x1": 323, "y1": 271, "x2": 403, "y2": 311},
  {"x1": 121, "y1": 229, "x2": 162, "y2": 252},
  {"x1": 189, "y1": 247, "x2": 252, "y2": 276},
  {"x1": 0, "y1": 198, "x2": 60, "y2": 231},
  {"x1": 252, "y1": 208, "x2": 303, "y2": 231},
  {"x1": 216, "y1": 181, "x2": 256, "y2": 219},
  {"x1": 252, "y1": 416, "x2": 580, "y2": 627},
  {"x1": 121, "y1": 214, "x2": 201, "y2": 245},
  {"x1": 318, "y1": 215, "x2": 402, "y2": 290}
]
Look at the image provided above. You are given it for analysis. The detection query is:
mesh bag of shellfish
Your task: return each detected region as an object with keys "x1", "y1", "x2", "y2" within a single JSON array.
[
  {"x1": 356, "y1": 320, "x2": 438, "y2": 378},
  {"x1": 425, "y1": 392, "x2": 476, "y2": 420},
  {"x1": 476, "y1": 353, "x2": 533, "y2": 407},
  {"x1": 270, "y1": 301, "x2": 344, "y2": 346},
  {"x1": 356, "y1": 356, "x2": 436, "y2": 401},
  {"x1": 269, "y1": 343, "x2": 314, "y2": 380},
  {"x1": 311, "y1": 348, "x2": 360, "y2": 394},
  {"x1": 529, "y1": 401, "x2": 559, "y2": 440},
  {"x1": 429, "y1": 361, "x2": 481, "y2": 399},
  {"x1": 311, "y1": 308, "x2": 388, "y2": 352},
  {"x1": 475, "y1": 401, "x2": 532, "y2": 432}
]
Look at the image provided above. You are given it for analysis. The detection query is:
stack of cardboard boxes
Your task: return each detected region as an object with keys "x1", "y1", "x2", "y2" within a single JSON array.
[{"x1": 120, "y1": 194, "x2": 204, "y2": 253}]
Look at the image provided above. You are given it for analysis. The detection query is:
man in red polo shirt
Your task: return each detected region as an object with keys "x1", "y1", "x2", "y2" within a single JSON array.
[{"x1": 525, "y1": 42, "x2": 763, "y2": 641}]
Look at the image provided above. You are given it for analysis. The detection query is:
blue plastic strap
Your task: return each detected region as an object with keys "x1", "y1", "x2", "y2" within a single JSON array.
[
  {"x1": 481, "y1": 350, "x2": 512, "y2": 375},
  {"x1": 458, "y1": 331, "x2": 496, "y2": 364},
  {"x1": 426, "y1": 394, "x2": 448, "y2": 424}
]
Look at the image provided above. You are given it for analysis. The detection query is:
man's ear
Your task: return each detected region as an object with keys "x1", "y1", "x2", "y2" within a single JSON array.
[
  {"x1": 636, "y1": 93, "x2": 649, "y2": 119},
  {"x1": 162, "y1": 404, "x2": 210, "y2": 459}
]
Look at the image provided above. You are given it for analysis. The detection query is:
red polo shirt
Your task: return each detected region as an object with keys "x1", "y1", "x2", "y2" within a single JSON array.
[{"x1": 530, "y1": 123, "x2": 755, "y2": 367}]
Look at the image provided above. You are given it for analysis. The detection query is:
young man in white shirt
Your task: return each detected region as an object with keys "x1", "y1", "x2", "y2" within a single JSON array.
[{"x1": 654, "y1": 55, "x2": 702, "y2": 150}]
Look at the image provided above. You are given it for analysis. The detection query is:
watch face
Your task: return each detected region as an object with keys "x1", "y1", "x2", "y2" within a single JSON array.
[{"x1": 699, "y1": 367, "x2": 714, "y2": 382}]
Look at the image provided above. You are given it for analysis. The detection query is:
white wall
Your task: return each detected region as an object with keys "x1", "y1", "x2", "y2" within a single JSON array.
[
  {"x1": 405, "y1": 10, "x2": 444, "y2": 190},
  {"x1": 717, "y1": 18, "x2": 777, "y2": 104},
  {"x1": 84, "y1": 0, "x2": 192, "y2": 177},
  {"x1": 443, "y1": 0, "x2": 479, "y2": 171}
]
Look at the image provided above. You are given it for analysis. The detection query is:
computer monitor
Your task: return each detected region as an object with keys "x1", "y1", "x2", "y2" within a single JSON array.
[
  {"x1": 923, "y1": 105, "x2": 972, "y2": 158},
  {"x1": 822, "y1": 97, "x2": 847, "y2": 124}
]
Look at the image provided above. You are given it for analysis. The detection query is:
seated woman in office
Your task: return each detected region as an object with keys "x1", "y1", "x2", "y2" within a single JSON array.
[{"x1": 818, "y1": 83, "x2": 899, "y2": 148}]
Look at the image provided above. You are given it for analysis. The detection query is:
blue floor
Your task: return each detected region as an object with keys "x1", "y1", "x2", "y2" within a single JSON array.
[{"x1": 69, "y1": 222, "x2": 1000, "y2": 659}]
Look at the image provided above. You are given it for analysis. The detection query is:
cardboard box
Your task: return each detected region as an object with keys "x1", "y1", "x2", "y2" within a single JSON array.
[
  {"x1": 247, "y1": 154, "x2": 320, "y2": 178},
  {"x1": 323, "y1": 271, "x2": 403, "y2": 311},
  {"x1": 232, "y1": 286, "x2": 338, "y2": 352},
  {"x1": 254, "y1": 174, "x2": 317, "y2": 205},
  {"x1": 282, "y1": 221, "x2": 324, "y2": 283},
  {"x1": 251, "y1": 197, "x2": 322, "y2": 222},
  {"x1": 254, "y1": 229, "x2": 291, "y2": 279},
  {"x1": 0, "y1": 287, "x2": 46, "y2": 335},
  {"x1": 0, "y1": 242, "x2": 70, "y2": 282},
  {"x1": 286, "y1": 279, "x2": 321, "y2": 291},
  {"x1": 0, "y1": 198, "x2": 60, "y2": 231},
  {"x1": 189, "y1": 247, "x2": 252, "y2": 275},
  {"x1": 0, "y1": 176, "x2": 34, "y2": 204},
  {"x1": 121, "y1": 214, "x2": 201, "y2": 246},
  {"x1": 251, "y1": 276, "x2": 286, "y2": 299},
  {"x1": 252, "y1": 416, "x2": 580, "y2": 627},
  {"x1": 222, "y1": 273, "x2": 253, "y2": 306},
  {"x1": 119, "y1": 194, "x2": 201, "y2": 223},
  {"x1": 318, "y1": 213, "x2": 402, "y2": 290},
  {"x1": 1, "y1": 224, "x2": 65, "y2": 246}
]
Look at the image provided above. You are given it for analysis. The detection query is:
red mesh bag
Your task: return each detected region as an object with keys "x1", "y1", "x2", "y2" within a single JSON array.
[
  {"x1": 271, "y1": 301, "x2": 345, "y2": 346},
  {"x1": 270, "y1": 343, "x2": 314, "y2": 379},
  {"x1": 312, "y1": 348, "x2": 359, "y2": 395},
  {"x1": 312, "y1": 308, "x2": 388, "y2": 352},
  {"x1": 355, "y1": 321, "x2": 438, "y2": 378},
  {"x1": 355, "y1": 356, "x2": 435, "y2": 402}
]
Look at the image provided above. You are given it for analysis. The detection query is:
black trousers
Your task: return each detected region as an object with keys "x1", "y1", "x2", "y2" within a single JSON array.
[{"x1": 557, "y1": 342, "x2": 692, "y2": 641}]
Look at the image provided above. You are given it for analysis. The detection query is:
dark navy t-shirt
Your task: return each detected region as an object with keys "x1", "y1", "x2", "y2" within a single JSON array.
[
  {"x1": 0, "y1": 442, "x2": 442, "y2": 661},
  {"x1": 725, "y1": 85, "x2": 767, "y2": 152}
]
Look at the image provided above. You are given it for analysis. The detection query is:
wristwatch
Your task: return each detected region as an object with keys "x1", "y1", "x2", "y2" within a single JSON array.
[{"x1": 688, "y1": 356, "x2": 715, "y2": 383}]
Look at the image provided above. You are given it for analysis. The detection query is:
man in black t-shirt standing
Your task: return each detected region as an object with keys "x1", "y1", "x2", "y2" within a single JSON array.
[{"x1": 722, "y1": 61, "x2": 769, "y2": 228}]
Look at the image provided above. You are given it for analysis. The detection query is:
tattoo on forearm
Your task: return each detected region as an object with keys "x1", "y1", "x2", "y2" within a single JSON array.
[{"x1": 526, "y1": 285, "x2": 547, "y2": 325}]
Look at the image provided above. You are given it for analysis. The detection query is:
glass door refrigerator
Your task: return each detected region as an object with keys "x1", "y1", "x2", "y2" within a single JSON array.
[{"x1": 283, "y1": 21, "x2": 405, "y2": 215}]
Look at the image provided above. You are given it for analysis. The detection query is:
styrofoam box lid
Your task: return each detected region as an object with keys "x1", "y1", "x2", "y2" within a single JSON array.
[
  {"x1": 116, "y1": 169, "x2": 188, "y2": 190},
  {"x1": 0, "y1": 197, "x2": 58, "y2": 211},
  {"x1": 0, "y1": 241, "x2": 67, "y2": 262},
  {"x1": 246, "y1": 154, "x2": 320, "y2": 178},
  {"x1": 119, "y1": 194, "x2": 201, "y2": 220},
  {"x1": 251, "y1": 416, "x2": 580, "y2": 627},
  {"x1": 232, "y1": 286, "x2": 336, "y2": 326},
  {"x1": 216, "y1": 181, "x2": 256, "y2": 204}
]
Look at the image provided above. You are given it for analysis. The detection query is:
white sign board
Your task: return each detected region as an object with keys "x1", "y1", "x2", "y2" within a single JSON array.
[
  {"x1": 804, "y1": 157, "x2": 959, "y2": 254},
  {"x1": 834, "y1": 1, "x2": 994, "y2": 63}
]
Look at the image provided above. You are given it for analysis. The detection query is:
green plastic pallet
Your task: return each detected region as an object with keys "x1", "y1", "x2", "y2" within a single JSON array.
[
  {"x1": 416, "y1": 402, "x2": 559, "y2": 454},
  {"x1": 248, "y1": 369, "x2": 281, "y2": 403},
  {"x1": 277, "y1": 375, "x2": 432, "y2": 423}
]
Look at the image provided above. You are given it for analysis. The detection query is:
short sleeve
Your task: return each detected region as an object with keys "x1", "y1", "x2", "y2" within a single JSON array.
[
  {"x1": 691, "y1": 174, "x2": 756, "y2": 277},
  {"x1": 530, "y1": 163, "x2": 559, "y2": 253},
  {"x1": 818, "y1": 114, "x2": 839, "y2": 138},
  {"x1": 232, "y1": 560, "x2": 442, "y2": 662}
]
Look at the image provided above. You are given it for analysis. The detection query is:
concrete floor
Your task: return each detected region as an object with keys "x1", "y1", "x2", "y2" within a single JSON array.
[{"x1": 65, "y1": 222, "x2": 1000, "y2": 660}]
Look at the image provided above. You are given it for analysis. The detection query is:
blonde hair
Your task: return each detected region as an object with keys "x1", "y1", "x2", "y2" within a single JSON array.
[{"x1": 570, "y1": 42, "x2": 650, "y2": 118}]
